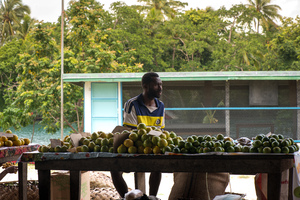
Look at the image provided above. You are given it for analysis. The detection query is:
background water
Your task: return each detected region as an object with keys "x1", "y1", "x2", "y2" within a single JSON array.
[{"x1": 3, "y1": 123, "x2": 73, "y2": 146}]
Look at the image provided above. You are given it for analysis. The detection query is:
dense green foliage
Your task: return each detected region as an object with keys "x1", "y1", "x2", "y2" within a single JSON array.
[
  {"x1": 0, "y1": 0, "x2": 299, "y2": 134},
  {"x1": 0, "y1": 0, "x2": 30, "y2": 45}
]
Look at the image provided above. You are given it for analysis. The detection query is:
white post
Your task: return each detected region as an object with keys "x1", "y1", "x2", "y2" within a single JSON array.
[
  {"x1": 84, "y1": 82, "x2": 92, "y2": 133},
  {"x1": 60, "y1": 0, "x2": 64, "y2": 140},
  {"x1": 118, "y1": 82, "x2": 122, "y2": 125},
  {"x1": 297, "y1": 80, "x2": 300, "y2": 140},
  {"x1": 225, "y1": 80, "x2": 230, "y2": 137}
]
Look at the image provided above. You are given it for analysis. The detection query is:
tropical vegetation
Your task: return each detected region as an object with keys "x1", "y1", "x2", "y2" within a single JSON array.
[{"x1": 0, "y1": 0, "x2": 299, "y2": 134}]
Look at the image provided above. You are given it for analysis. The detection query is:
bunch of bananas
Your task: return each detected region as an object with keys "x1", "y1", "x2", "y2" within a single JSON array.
[{"x1": 1, "y1": 162, "x2": 15, "y2": 169}]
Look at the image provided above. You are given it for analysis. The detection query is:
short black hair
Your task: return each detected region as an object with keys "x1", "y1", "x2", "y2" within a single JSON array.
[{"x1": 142, "y1": 72, "x2": 159, "y2": 85}]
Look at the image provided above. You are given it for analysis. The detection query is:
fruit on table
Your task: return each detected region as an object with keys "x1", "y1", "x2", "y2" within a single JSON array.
[
  {"x1": 0, "y1": 131, "x2": 30, "y2": 147},
  {"x1": 4, "y1": 140, "x2": 13, "y2": 147},
  {"x1": 143, "y1": 146, "x2": 153, "y2": 154},
  {"x1": 137, "y1": 123, "x2": 147, "y2": 130},
  {"x1": 294, "y1": 186, "x2": 300, "y2": 198},
  {"x1": 113, "y1": 130, "x2": 299, "y2": 154},
  {"x1": 123, "y1": 139, "x2": 134, "y2": 148},
  {"x1": 114, "y1": 123, "x2": 180, "y2": 154},
  {"x1": 128, "y1": 146, "x2": 138, "y2": 154},
  {"x1": 129, "y1": 132, "x2": 138, "y2": 142},
  {"x1": 37, "y1": 123, "x2": 300, "y2": 155},
  {"x1": 81, "y1": 145, "x2": 89, "y2": 152},
  {"x1": 1, "y1": 162, "x2": 16, "y2": 169},
  {"x1": 13, "y1": 139, "x2": 22, "y2": 146},
  {"x1": 247, "y1": 133, "x2": 299, "y2": 154},
  {"x1": 38, "y1": 131, "x2": 116, "y2": 153},
  {"x1": 117, "y1": 144, "x2": 126, "y2": 153}
]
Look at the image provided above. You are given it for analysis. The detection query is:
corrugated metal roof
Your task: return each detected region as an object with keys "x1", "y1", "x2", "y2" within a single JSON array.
[{"x1": 63, "y1": 71, "x2": 300, "y2": 83}]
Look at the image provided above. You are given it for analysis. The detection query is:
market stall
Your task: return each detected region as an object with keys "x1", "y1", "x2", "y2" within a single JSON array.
[
  {"x1": 30, "y1": 71, "x2": 298, "y2": 200},
  {"x1": 0, "y1": 143, "x2": 40, "y2": 200}
]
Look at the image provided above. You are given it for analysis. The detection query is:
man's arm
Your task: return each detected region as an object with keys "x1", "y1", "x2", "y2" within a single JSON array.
[
  {"x1": 123, "y1": 103, "x2": 138, "y2": 128},
  {"x1": 0, "y1": 166, "x2": 18, "y2": 181},
  {"x1": 161, "y1": 109, "x2": 165, "y2": 129}
]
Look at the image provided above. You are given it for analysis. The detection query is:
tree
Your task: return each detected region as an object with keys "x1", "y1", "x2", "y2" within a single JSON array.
[
  {"x1": 246, "y1": 0, "x2": 282, "y2": 33},
  {"x1": 130, "y1": 0, "x2": 188, "y2": 71},
  {"x1": 0, "y1": 23, "x2": 88, "y2": 133},
  {"x1": 0, "y1": 0, "x2": 30, "y2": 44},
  {"x1": 65, "y1": 0, "x2": 111, "y2": 54},
  {"x1": 16, "y1": 14, "x2": 36, "y2": 40},
  {"x1": 0, "y1": 0, "x2": 143, "y2": 133},
  {"x1": 218, "y1": 4, "x2": 258, "y2": 42},
  {"x1": 0, "y1": 24, "x2": 62, "y2": 131},
  {"x1": 136, "y1": 0, "x2": 187, "y2": 21},
  {"x1": 262, "y1": 16, "x2": 300, "y2": 70},
  {"x1": 65, "y1": 0, "x2": 143, "y2": 73},
  {"x1": 108, "y1": 2, "x2": 169, "y2": 72},
  {"x1": 211, "y1": 4, "x2": 266, "y2": 70},
  {"x1": 0, "y1": 39, "x2": 24, "y2": 111},
  {"x1": 162, "y1": 8, "x2": 224, "y2": 71}
]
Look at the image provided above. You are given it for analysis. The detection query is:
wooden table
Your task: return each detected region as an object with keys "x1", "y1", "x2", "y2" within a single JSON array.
[
  {"x1": 0, "y1": 154, "x2": 28, "y2": 200},
  {"x1": 20, "y1": 152, "x2": 295, "y2": 200},
  {"x1": 0, "y1": 144, "x2": 40, "y2": 200}
]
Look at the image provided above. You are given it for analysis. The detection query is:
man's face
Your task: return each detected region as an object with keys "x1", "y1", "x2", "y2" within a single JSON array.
[{"x1": 146, "y1": 77, "x2": 162, "y2": 99}]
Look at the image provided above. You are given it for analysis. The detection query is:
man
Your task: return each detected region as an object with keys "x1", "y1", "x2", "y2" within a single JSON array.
[
  {"x1": 111, "y1": 72, "x2": 165, "y2": 198},
  {"x1": 0, "y1": 165, "x2": 18, "y2": 181}
]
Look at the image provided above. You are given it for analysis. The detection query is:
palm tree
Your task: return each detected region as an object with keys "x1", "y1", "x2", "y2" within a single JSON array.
[
  {"x1": 136, "y1": 0, "x2": 187, "y2": 21},
  {"x1": 16, "y1": 14, "x2": 36, "y2": 40},
  {"x1": 0, "y1": 0, "x2": 30, "y2": 43},
  {"x1": 246, "y1": 0, "x2": 281, "y2": 33}
]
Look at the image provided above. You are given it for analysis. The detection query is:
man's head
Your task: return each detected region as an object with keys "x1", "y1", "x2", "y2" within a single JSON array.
[{"x1": 142, "y1": 72, "x2": 162, "y2": 99}]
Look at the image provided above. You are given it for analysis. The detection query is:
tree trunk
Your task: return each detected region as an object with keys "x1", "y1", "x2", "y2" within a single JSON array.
[
  {"x1": 172, "y1": 44, "x2": 175, "y2": 68},
  {"x1": 31, "y1": 118, "x2": 35, "y2": 142},
  {"x1": 228, "y1": 17, "x2": 236, "y2": 43}
]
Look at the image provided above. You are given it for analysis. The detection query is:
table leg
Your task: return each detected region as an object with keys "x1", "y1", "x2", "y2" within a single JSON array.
[
  {"x1": 38, "y1": 170, "x2": 50, "y2": 200},
  {"x1": 134, "y1": 172, "x2": 146, "y2": 193},
  {"x1": 289, "y1": 168, "x2": 293, "y2": 200},
  {"x1": 70, "y1": 170, "x2": 81, "y2": 200},
  {"x1": 268, "y1": 172, "x2": 281, "y2": 200},
  {"x1": 18, "y1": 162, "x2": 27, "y2": 200}
]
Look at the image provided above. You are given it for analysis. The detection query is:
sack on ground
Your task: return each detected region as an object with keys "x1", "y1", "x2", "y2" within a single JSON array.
[{"x1": 168, "y1": 172, "x2": 229, "y2": 200}]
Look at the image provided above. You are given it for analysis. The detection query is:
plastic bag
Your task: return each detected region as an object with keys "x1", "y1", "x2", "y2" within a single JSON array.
[
  {"x1": 125, "y1": 189, "x2": 143, "y2": 200},
  {"x1": 213, "y1": 194, "x2": 242, "y2": 200}
]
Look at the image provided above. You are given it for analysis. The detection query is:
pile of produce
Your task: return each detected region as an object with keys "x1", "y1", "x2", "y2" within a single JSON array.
[
  {"x1": 247, "y1": 133, "x2": 299, "y2": 153},
  {"x1": 116, "y1": 123, "x2": 299, "y2": 154},
  {"x1": 1, "y1": 162, "x2": 16, "y2": 169},
  {"x1": 38, "y1": 131, "x2": 114, "y2": 153},
  {"x1": 0, "y1": 130, "x2": 31, "y2": 147},
  {"x1": 115, "y1": 123, "x2": 299, "y2": 154},
  {"x1": 38, "y1": 123, "x2": 299, "y2": 154}
]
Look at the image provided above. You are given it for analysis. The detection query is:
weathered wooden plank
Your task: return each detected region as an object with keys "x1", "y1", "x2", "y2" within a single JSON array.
[
  {"x1": 18, "y1": 162, "x2": 28, "y2": 200},
  {"x1": 70, "y1": 171, "x2": 81, "y2": 200},
  {"x1": 34, "y1": 154, "x2": 293, "y2": 174},
  {"x1": 38, "y1": 170, "x2": 51, "y2": 200}
]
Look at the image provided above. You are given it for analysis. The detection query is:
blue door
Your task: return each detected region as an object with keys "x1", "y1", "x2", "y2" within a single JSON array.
[{"x1": 91, "y1": 82, "x2": 119, "y2": 133}]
